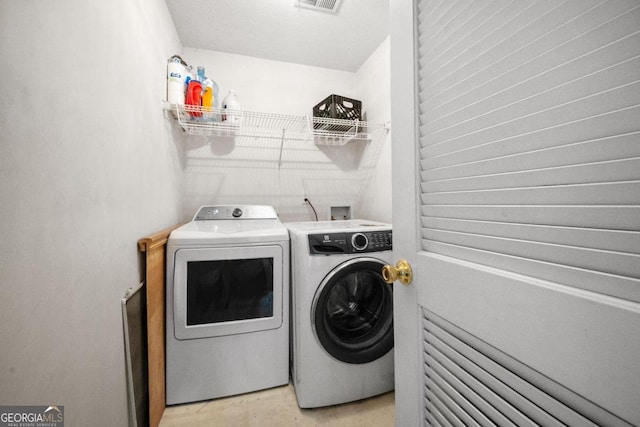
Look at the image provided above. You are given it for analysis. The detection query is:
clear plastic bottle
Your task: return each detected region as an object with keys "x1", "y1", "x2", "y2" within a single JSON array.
[
  {"x1": 184, "y1": 65, "x2": 195, "y2": 90},
  {"x1": 197, "y1": 66, "x2": 206, "y2": 83},
  {"x1": 211, "y1": 78, "x2": 219, "y2": 109}
]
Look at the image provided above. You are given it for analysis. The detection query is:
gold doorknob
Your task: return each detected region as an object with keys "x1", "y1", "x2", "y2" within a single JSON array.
[{"x1": 382, "y1": 259, "x2": 413, "y2": 285}]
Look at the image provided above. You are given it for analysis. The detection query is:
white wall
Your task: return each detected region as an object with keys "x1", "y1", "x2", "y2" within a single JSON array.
[
  {"x1": 179, "y1": 45, "x2": 391, "y2": 222},
  {"x1": 184, "y1": 48, "x2": 358, "y2": 115},
  {"x1": 354, "y1": 37, "x2": 392, "y2": 223},
  {"x1": 0, "y1": 0, "x2": 183, "y2": 425}
]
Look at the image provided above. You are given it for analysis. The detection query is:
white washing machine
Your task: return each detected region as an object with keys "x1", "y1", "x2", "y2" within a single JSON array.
[
  {"x1": 286, "y1": 220, "x2": 394, "y2": 408},
  {"x1": 166, "y1": 205, "x2": 289, "y2": 405}
]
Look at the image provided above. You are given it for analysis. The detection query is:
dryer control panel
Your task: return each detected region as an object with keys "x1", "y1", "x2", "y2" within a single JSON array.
[
  {"x1": 193, "y1": 205, "x2": 278, "y2": 220},
  {"x1": 308, "y1": 230, "x2": 392, "y2": 255}
]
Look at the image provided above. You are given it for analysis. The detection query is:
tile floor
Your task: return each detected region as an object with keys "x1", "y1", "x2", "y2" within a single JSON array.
[{"x1": 159, "y1": 383, "x2": 395, "y2": 426}]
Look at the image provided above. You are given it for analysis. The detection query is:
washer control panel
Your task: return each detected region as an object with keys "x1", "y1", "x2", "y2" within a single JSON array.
[{"x1": 309, "y1": 230, "x2": 392, "y2": 255}]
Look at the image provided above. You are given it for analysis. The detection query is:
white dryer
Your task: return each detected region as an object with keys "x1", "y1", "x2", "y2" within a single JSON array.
[
  {"x1": 286, "y1": 220, "x2": 394, "y2": 408},
  {"x1": 166, "y1": 205, "x2": 289, "y2": 405}
]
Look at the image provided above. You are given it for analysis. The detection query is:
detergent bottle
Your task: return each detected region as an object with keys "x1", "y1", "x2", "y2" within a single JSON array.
[
  {"x1": 222, "y1": 90, "x2": 241, "y2": 125},
  {"x1": 166, "y1": 55, "x2": 187, "y2": 105},
  {"x1": 185, "y1": 80, "x2": 203, "y2": 118},
  {"x1": 202, "y1": 79, "x2": 214, "y2": 121}
]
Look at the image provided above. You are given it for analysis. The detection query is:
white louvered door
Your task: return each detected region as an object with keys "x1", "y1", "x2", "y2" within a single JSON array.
[{"x1": 389, "y1": 0, "x2": 640, "y2": 426}]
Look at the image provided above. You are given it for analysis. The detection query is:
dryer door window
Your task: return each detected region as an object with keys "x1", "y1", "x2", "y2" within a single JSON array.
[
  {"x1": 173, "y1": 245, "x2": 283, "y2": 340},
  {"x1": 312, "y1": 258, "x2": 393, "y2": 364},
  {"x1": 186, "y1": 257, "x2": 274, "y2": 325}
]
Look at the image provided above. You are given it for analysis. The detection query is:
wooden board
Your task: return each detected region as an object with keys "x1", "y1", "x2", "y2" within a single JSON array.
[{"x1": 138, "y1": 224, "x2": 183, "y2": 427}]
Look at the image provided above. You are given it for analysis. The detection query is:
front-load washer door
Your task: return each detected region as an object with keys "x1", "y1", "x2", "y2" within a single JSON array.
[
  {"x1": 173, "y1": 245, "x2": 283, "y2": 340},
  {"x1": 312, "y1": 257, "x2": 393, "y2": 364}
]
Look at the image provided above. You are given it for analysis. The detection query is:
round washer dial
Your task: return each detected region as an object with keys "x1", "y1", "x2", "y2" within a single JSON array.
[{"x1": 351, "y1": 233, "x2": 368, "y2": 251}]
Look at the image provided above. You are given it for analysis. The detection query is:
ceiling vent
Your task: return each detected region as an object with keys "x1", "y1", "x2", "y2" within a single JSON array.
[{"x1": 295, "y1": 0, "x2": 343, "y2": 13}]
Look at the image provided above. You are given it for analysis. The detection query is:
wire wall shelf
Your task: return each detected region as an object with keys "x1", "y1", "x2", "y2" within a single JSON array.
[
  {"x1": 165, "y1": 102, "x2": 390, "y2": 213},
  {"x1": 164, "y1": 103, "x2": 388, "y2": 146}
]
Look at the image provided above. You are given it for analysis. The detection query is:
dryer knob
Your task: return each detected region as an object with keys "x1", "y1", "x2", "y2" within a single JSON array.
[
  {"x1": 232, "y1": 208, "x2": 243, "y2": 218},
  {"x1": 351, "y1": 233, "x2": 368, "y2": 251}
]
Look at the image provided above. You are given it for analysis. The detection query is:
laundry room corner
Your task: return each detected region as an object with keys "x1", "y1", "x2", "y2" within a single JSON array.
[
  {"x1": 1, "y1": 0, "x2": 395, "y2": 424},
  {"x1": 174, "y1": 39, "x2": 392, "y2": 223},
  {"x1": 353, "y1": 36, "x2": 392, "y2": 224}
]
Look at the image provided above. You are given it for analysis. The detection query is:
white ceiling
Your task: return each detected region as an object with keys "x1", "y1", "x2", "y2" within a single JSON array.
[{"x1": 165, "y1": 0, "x2": 390, "y2": 72}]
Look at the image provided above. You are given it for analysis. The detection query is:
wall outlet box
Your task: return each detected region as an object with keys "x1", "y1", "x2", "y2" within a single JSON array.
[{"x1": 330, "y1": 206, "x2": 351, "y2": 220}]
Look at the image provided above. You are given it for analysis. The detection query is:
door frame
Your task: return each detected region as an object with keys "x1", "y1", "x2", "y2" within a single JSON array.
[{"x1": 390, "y1": 0, "x2": 422, "y2": 424}]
